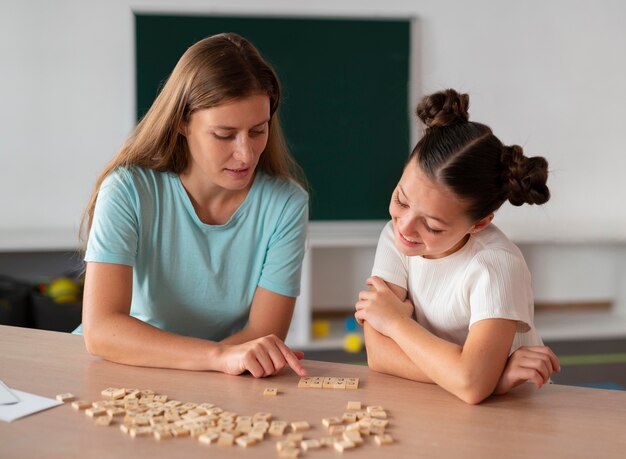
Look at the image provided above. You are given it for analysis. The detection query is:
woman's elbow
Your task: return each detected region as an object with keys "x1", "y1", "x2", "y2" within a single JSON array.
[
  {"x1": 81, "y1": 306, "x2": 125, "y2": 357},
  {"x1": 82, "y1": 322, "x2": 109, "y2": 357},
  {"x1": 82, "y1": 328, "x2": 101, "y2": 356}
]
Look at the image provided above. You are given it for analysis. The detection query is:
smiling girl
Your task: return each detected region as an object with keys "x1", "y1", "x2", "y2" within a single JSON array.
[
  {"x1": 77, "y1": 33, "x2": 308, "y2": 378},
  {"x1": 355, "y1": 89, "x2": 559, "y2": 404}
]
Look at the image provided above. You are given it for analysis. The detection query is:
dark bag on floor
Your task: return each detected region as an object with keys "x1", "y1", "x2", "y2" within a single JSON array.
[{"x1": 0, "y1": 275, "x2": 32, "y2": 327}]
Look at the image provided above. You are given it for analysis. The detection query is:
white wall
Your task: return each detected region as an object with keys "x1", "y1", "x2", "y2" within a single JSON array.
[
  {"x1": 309, "y1": 242, "x2": 626, "y2": 317},
  {"x1": 2, "y1": 0, "x2": 626, "y2": 248},
  {"x1": 415, "y1": 0, "x2": 626, "y2": 243},
  {"x1": 1, "y1": 1, "x2": 134, "y2": 249},
  {"x1": 1, "y1": 0, "x2": 625, "y2": 315}
]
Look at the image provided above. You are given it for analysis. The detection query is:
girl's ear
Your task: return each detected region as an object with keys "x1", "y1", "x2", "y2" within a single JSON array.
[
  {"x1": 178, "y1": 121, "x2": 187, "y2": 137},
  {"x1": 470, "y1": 213, "x2": 494, "y2": 234}
]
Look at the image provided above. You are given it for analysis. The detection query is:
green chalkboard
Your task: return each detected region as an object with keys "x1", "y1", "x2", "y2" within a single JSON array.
[{"x1": 136, "y1": 15, "x2": 410, "y2": 220}]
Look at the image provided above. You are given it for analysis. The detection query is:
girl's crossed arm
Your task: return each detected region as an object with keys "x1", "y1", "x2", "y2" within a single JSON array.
[{"x1": 357, "y1": 276, "x2": 558, "y2": 404}]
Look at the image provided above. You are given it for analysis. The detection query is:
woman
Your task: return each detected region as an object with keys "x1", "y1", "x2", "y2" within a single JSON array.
[
  {"x1": 355, "y1": 89, "x2": 560, "y2": 403},
  {"x1": 78, "y1": 33, "x2": 308, "y2": 378}
]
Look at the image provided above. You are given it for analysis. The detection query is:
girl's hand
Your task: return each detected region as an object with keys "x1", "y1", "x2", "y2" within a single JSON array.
[
  {"x1": 493, "y1": 346, "x2": 560, "y2": 395},
  {"x1": 217, "y1": 334, "x2": 307, "y2": 378},
  {"x1": 355, "y1": 276, "x2": 413, "y2": 336}
]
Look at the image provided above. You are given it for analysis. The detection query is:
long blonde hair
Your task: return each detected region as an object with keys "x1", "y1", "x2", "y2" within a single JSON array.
[{"x1": 80, "y1": 33, "x2": 305, "y2": 250}]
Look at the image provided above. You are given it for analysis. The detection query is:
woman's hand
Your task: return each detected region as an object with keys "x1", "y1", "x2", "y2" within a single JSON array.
[
  {"x1": 494, "y1": 345, "x2": 560, "y2": 395},
  {"x1": 355, "y1": 276, "x2": 413, "y2": 336},
  {"x1": 216, "y1": 334, "x2": 307, "y2": 378}
]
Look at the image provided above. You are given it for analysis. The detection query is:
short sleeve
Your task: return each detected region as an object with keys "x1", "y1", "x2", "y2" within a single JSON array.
[
  {"x1": 258, "y1": 187, "x2": 308, "y2": 297},
  {"x1": 465, "y1": 249, "x2": 534, "y2": 333},
  {"x1": 371, "y1": 221, "x2": 408, "y2": 290},
  {"x1": 85, "y1": 169, "x2": 139, "y2": 267}
]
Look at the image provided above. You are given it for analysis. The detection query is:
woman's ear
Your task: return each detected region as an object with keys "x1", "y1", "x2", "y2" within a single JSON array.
[
  {"x1": 470, "y1": 213, "x2": 494, "y2": 234},
  {"x1": 178, "y1": 121, "x2": 187, "y2": 137}
]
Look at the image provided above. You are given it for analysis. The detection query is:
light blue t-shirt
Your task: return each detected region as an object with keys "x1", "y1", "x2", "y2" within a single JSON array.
[{"x1": 76, "y1": 167, "x2": 308, "y2": 341}]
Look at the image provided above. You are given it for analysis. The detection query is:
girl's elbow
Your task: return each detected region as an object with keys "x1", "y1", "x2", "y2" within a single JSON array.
[
  {"x1": 454, "y1": 372, "x2": 496, "y2": 405},
  {"x1": 365, "y1": 347, "x2": 383, "y2": 372},
  {"x1": 367, "y1": 354, "x2": 379, "y2": 371},
  {"x1": 457, "y1": 388, "x2": 490, "y2": 405}
]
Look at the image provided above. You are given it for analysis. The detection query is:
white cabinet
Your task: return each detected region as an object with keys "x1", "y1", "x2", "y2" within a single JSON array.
[
  {"x1": 286, "y1": 222, "x2": 626, "y2": 349},
  {"x1": 286, "y1": 221, "x2": 386, "y2": 350}
]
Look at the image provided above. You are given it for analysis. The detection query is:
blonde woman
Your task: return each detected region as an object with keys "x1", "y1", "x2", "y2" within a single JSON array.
[{"x1": 77, "y1": 33, "x2": 308, "y2": 378}]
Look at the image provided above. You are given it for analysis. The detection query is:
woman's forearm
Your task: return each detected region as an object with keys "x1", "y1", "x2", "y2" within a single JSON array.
[
  {"x1": 221, "y1": 287, "x2": 295, "y2": 346},
  {"x1": 83, "y1": 312, "x2": 223, "y2": 371},
  {"x1": 220, "y1": 325, "x2": 276, "y2": 345},
  {"x1": 82, "y1": 262, "x2": 223, "y2": 371}
]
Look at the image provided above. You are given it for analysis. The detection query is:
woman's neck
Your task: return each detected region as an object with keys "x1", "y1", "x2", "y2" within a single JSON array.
[{"x1": 179, "y1": 172, "x2": 255, "y2": 225}]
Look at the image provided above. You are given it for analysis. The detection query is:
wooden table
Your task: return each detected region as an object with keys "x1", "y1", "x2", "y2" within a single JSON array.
[{"x1": 1, "y1": 325, "x2": 625, "y2": 458}]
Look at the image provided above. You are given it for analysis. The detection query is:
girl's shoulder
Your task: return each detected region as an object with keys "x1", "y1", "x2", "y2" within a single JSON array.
[
  {"x1": 377, "y1": 221, "x2": 398, "y2": 249},
  {"x1": 471, "y1": 224, "x2": 523, "y2": 258},
  {"x1": 466, "y1": 224, "x2": 529, "y2": 274}
]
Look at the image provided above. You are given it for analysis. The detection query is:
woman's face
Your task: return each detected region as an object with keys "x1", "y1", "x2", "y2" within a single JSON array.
[
  {"x1": 182, "y1": 94, "x2": 270, "y2": 192},
  {"x1": 389, "y1": 160, "x2": 491, "y2": 259}
]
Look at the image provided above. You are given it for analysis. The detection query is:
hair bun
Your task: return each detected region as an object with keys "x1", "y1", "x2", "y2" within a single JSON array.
[
  {"x1": 502, "y1": 145, "x2": 550, "y2": 206},
  {"x1": 416, "y1": 89, "x2": 469, "y2": 128}
]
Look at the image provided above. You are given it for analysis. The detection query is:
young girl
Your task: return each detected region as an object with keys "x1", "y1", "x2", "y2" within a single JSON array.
[
  {"x1": 355, "y1": 89, "x2": 560, "y2": 404},
  {"x1": 78, "y1": 33, "x2": 308, "y2": 378}
]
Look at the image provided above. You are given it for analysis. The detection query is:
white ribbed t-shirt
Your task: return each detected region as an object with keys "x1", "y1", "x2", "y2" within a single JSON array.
[{"x1": 372, "y1": 221, "x2": 543, "y2": 353}]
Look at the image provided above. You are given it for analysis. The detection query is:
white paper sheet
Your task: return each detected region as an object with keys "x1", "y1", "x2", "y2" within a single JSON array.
[
  {"x1": 0, "y1": 388, "x2": 63, "y2": 422},
  {"x1": 0, "y1": 379, "x2": 20, "y2": 405}
]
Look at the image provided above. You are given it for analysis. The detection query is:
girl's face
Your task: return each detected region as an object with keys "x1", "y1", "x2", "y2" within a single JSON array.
[
  {"x1": 389, "y1": 160, "x2": 492, "y2": 259},
  {"x1": 182, "y1": 94, "x2": 270, "y2": 192}
]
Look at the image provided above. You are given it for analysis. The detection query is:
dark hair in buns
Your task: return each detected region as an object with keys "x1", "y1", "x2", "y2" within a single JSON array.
[
  {"x1": 416, "y1": 89, "x2": 469, "y2": 128},
  {"x1": 409, "y1": 89, "x2": 550, "y2": 221}
]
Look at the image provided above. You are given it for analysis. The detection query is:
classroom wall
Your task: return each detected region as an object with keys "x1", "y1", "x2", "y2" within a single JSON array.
[{"x1": 1, "y1": 0, "x2": 625, "y2": 316}]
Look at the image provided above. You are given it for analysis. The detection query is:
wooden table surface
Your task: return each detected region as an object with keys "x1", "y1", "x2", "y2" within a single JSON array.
[{"x1": 1, "y1": 325, "x2": 625, "y2": 458}]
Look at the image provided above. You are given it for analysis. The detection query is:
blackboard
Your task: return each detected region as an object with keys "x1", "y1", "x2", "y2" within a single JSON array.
[{"x1": 136, "y1": 15, "x2": 410, "y2": 220}]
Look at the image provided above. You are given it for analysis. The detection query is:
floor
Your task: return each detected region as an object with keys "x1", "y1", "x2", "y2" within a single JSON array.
[{"x1": 304, "y1": 338, "x2": 626, "y2": 391}]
